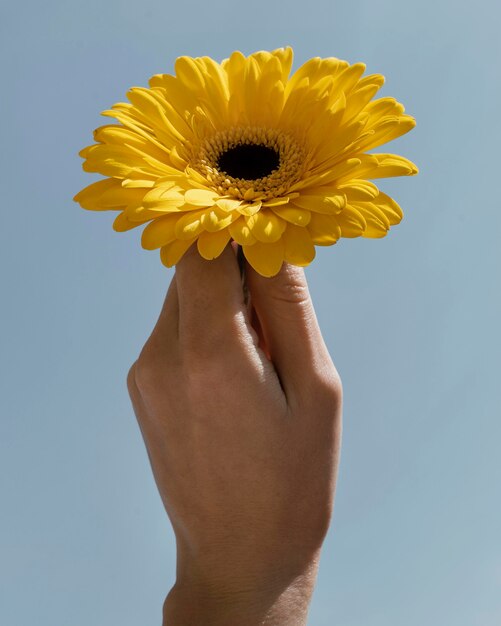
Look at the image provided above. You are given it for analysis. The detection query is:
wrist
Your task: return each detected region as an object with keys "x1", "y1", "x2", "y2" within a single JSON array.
[{"x1": 163, "y1": 557, "x2": 320, "y2": 625}]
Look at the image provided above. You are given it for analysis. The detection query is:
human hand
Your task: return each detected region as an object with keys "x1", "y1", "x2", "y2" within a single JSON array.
[{"x1": 127, "y1": 245, "x2": 342, "y2": 625}]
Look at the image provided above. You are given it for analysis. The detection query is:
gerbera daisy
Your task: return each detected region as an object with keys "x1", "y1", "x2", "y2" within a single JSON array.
[{"x1": 74, "y1": 47, "x2": 417, "y2": 277}]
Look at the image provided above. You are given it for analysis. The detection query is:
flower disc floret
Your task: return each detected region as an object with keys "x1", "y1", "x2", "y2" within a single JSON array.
[{"x1": 190, "y1": 125, "x2": 308, "y2": 201}]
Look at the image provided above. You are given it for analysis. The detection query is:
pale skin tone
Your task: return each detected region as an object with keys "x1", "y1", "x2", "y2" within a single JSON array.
[{"x1": 127, "y1": 244, "x2": 343, "y2": 625}]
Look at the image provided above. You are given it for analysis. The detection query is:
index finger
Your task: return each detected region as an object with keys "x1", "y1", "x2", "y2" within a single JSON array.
[{"x1": 174, "y1": 243, "x2": 250, "y2": 353}]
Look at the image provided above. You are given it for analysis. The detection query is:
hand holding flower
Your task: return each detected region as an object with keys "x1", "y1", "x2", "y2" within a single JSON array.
[{"x1": 127, "y1": 246, "x2": 342, "y2": 625}]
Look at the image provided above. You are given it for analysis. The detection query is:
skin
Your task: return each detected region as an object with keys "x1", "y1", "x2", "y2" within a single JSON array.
[{"x1": 127, "y1": 244, "x2": 343, "y2": 625}]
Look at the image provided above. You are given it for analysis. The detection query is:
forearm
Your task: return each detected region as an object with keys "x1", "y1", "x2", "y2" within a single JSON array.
[{"x1": 162, "y1": 557, "x2": 320, "y2": 626}]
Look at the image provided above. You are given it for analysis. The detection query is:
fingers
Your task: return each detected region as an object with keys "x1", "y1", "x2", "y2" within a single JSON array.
[
  {"x1": 174, "y1": 243, "x2": 250, "y2": 354},
  {"x1": 245, "y1": 262, "x2": 334, "y2": 405}
]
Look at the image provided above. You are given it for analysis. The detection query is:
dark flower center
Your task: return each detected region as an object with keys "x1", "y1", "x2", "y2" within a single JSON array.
[{"x1": 217, "y1": 144, "x2": 280, "y2": 180}]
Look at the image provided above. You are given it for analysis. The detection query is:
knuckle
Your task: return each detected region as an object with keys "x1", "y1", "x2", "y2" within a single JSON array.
[
  {"x1": 313, "y1": 365, "x2": 343, "y2": 408},
  {"x1": 133, "y1": 343, "x2": 168, "y2": 394},
  {"x1": 269, "y1": 267, "x2": 310, "y2": 306},
  {"x1": 126, "y1": 361, "x2": 139, "y2": 397}
]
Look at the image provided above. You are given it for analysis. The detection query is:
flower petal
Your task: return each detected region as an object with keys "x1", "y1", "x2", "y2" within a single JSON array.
[
  {"x1": 197, "y1": 229, "x2": 232, "y2": 260},
  {"x1": 283, "y1": 225, "x2": 316, "y2": 266},
  {"x1": 291, "y1": 193, "x2": 345, "y2": 215},
  {"x1": 74, "y1": 178, "x2": 122, "y2": 210},
  {"x1": 262, "y1": 195, "x2": 298, "y2": 207},
  {"x1": 367, "y1": 154, "x2": 419, "y2": 178},
  {"x1": 243, "y1": 240, "x2": 285, "y2": 277},
  {"x1": 174, "y1": 210, "x2": 207, "y2": 239},
  {"x1": 369, "y1": 192, "x2": 404, "y2": 224},
  {"x1": 336, "y1": 206, "x2": 367, "y2": 237},
  {"x1": 126, "y1": 87, "x2": 188, "y2": 144},
  {"x1": 359, "y1": 116, "x2": 416, "y2": 152},
  {"x1": 307, "y1": 213, "x2": 341, "y2": 245},
  {"x1": 246, "y1": 210, "x2": 286, "y2": 243},
  {"x1": 228, "y1": 217, "x2": 257, "y2": 245},
  {"x1": 338, "y1": 180, "x2": 379, "y2": 201},
  {"x1": 238, "y1": 201, "x2": 262, "y2": 216},
  {"x1": 112, "y1": 211, "x2": 145, "y2": 232},
  {"x1": 202, "y1": 207, "x2": 238, "y2": 232},
  {"x1": 141, "y1": 214, "x2": 179, "y2": 250},
  {"x1": 216, "y1": 198, "x2": 242, "y2": 212},
  {"x1": 184, "y1": 188, "x2": 218, "y2": 206},
  {"x1": 160, "y1": 238, "x2": 196, "y2": 267},
  {"x1": 342, "y1": 79, "x2": 384, "y2": 123},
  {"x1": 271, "y1": 205, "x2": 311, "y2": 226},
  {"x1": 142, "y1": 184, "x2": 185, "y2": 210}
]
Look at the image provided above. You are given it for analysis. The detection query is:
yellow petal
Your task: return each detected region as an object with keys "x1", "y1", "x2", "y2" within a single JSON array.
[
  {"x1": 304, "y1": 158, "x2": 361, "y2": 186},
  {"x1": 283, "y1": 225, "x2": 316, "y2": 266},
  {"x1": 228, "y1": 217, "x2": 257, "y2": 245},
  {"x1": 98, "y1": 185, "x2": 146, "y2": 208},
  {"x1": 360, "y1": 116, "x2": 416, "y2": 152},
  {"x1": 184, "y1": 188, "x2": 218, "y2": 206},
  {"x1": 216, "y1": 198, "x2": 242, "y2": 212},
  {"x1": 353, "y1": 202, "x2": 391, "y2": 230},
  {"x1": 291, "y1": 193, "x2": 345, "y2": 214},
  {"x1": 246, "y1": 210, "x2": 286, "y2": 243},
  {"x1": 202, "y1": 207, "x2": 238, "y2": 232},
  {"x1": 334, "y1": 62, "x2": 367, "y2": 94},
  {"x1": 74, "y1": 178, "x2": 121, "y2": 210},
  {"x1": 174, "y1": 210, "x2": 206, "y2": 239},
  {"x1": 141, "y1": 214, "x2": 179, "y2": 250},
  {"x1": 93, "y1": 124, "x2": 170, "y2": 161},
  {"x1": 82, "y1": 144, "x2": 162, "y2": 179},
  {"x1": 142, "y1": 185, "x2": 185, "y2": 209},
  {"x1": 197, "y1": 229, "x2": 232, "y2": 260},
  {"x1": 370, "y1": 192, "x2": 403, "y2": 224},
  {"x1": 126, "y1": 87, "x2": 187, "y2": 144},
  {"x1": 285, "y1": 56, "x2": 347, "y2": 100},
  {"x1": 368, "y1": 154, "x2": 419, "y2": 178},
  {"x1": 342, "y1": 81, "x2": 383, "y2": 123},
  {"x1": 272, "y1": 46, "x2": 294, "y2": 83},
  {"x1": 243, "y1": 239, "x2": 285, "y2": 277},
  {"x1": 262, "y1": 195, "x2": 297, "y2": 207},
  {"x1": 148, "y1": 74, "x2": 199, "y2": 120},
  {"x1": 160, "y1": 238, "x2": 196, "y2": 267},
  {"x1": 196, "y1": 56, "x2": 230, "y2": 102},
  {"x1": 338, "y1": 180, "x2": 379, "y2": 201},
  {"x1": 175, "y1": 56, "x2": 206, "y2": 92},
  {"x1": 307, "y1": 213, "x2": 341, "y2": 245},
  {"x1": 243, "y1": 187, "x2": 258, "y2": 201},
  {"x1": 124, "y1": 205, "x2": 173, "y2": 222},
  {"x1": 121, "y1": 179, "x2": 155, "y2": 189},
  {"x1": 223, "y1": 51, "x2": 248, "y2": 123},
  {"x1": 112, "y1": 211, "x2": 143, "y2": 232},
  {"x1": 169, "y1": 144, "x2": 188, "y2": 170},
  {"x1": 361, "y1": 215, "x2": 389, "y2": 238},
  {"x1": 238, "y1": 201, "x2": 262, "y2": 216},
  {"x1": 271, "y1": 205, "x2": 311, "y2": 226},
  {"x1": 336, "y1": 206, "x2": 366, "y2": 237}
]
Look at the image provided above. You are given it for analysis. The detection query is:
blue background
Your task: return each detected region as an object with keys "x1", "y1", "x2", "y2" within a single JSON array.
[{"x1": 1, "y1": 1, "x2": 500, "y2": 624}]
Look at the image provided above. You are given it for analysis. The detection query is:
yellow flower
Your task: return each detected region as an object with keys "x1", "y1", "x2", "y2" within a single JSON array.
[{"x1": 74, "y1": 47, "x2": 417, "y2": 277}]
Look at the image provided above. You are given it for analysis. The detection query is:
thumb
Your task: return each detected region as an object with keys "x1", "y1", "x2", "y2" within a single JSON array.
[{"x1": 245, "y1": 262, "x2": 333, "y2": 405}]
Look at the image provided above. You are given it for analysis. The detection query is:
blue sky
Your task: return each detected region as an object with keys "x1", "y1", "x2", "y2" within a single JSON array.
[{"x1": 1, "y1": 1, "x2": 500, "y2": 624}]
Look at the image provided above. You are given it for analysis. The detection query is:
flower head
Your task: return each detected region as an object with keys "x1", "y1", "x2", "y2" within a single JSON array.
[{"x1": 74, "y1": 47, "x2": 417, "y2": 276}]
